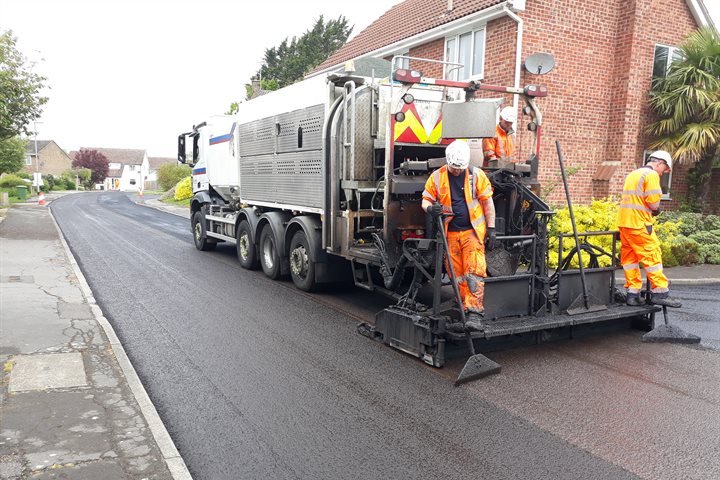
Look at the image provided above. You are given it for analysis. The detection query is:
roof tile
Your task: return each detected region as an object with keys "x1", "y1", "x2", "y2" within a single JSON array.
[
  {"x1": 314, "y1": 0, "x2": 504, "y2": 72},
  {"x1": 75, "y1": 148, "x2": 146, "y2": 165}
]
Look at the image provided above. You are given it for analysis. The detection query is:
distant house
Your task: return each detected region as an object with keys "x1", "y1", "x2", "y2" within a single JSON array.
[
  {"x1": 72, "y1": 148, "x2": 149, "y2": 192},
  {"x1": 146, "y1": 157, "x2": 177, "y2": 190},
  {"x1": 310, "y1": 0, "x2": 717, "y2": 209},
  {"x1": 23, "y1": 140, "x2": 73, "y2": 176}
]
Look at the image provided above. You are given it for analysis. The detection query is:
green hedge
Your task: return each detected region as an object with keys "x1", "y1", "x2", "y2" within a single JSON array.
[{"x1": 548, "y1": 201, "x2": 720, "y2": 267}]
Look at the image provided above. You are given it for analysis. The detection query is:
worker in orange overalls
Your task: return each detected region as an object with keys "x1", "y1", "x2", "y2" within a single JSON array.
[
  {"x1": 422, "y1": 140, "x2": 497, "y2": 330},
  {"x1": 483, "y1": 106, "x2": 516, "y2": 164},
  {"x1": 618, "y1": 150, "x2": 681, "y2": 308}
]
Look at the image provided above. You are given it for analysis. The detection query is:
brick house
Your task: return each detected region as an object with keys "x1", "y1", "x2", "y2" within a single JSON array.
[
  {"x1": 71, "y1": 148, "x2": 149, "y2": 192},
  {"x1": 23, "y1": 140, "x2": 73, "y2": 176},
  {"x1": 311, "y1": 0, "x2": 716, "y2": 208}
]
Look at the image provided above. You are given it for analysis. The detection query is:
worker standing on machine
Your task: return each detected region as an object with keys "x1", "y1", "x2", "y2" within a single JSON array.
[
  {"x1": 618, "y1": 150, "x2": 681, "y2": 308},
  {"x1": 422, "y1": 140, "x2": 497, "y2": 329},
  {"x1": 483, "y1": 106, "x2": 516, "y2": 164}
]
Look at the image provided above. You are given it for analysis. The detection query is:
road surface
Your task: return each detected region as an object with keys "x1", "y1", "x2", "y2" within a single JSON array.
[{"x1": 50, "y1": 192, "x2": 720, "y2": 480}]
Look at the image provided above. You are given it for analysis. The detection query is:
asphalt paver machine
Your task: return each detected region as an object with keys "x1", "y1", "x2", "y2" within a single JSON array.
[{"x1": 358, "y1": 59, "x2": 663, "y2": 384}]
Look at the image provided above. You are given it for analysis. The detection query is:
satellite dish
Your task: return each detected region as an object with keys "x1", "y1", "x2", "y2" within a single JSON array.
[{"x1": 524, "y1": 53, "x2": 555, "y2": 75}]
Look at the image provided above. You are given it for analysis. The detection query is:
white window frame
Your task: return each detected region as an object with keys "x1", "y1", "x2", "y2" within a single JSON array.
[
  {"x1": 643, "y1": 150, "x2": 672, "y2": 200},
  {"x1": 443, "y1": 26, "x2": 486, "y2": 81},
  {"x1": 397, "y1": 52, "x2": 410, "y2": 69},
  {"x1": 652, "y1": 44, "x2": 681, "y2": 79},
  {"x1": 25, "y1": 155, "x2": 33, "y2": 166}
]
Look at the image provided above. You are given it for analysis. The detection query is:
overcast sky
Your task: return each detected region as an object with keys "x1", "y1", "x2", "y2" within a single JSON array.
[
  {"x1": 2, "y1": 0, "x2": 718, "y2": 158},
  {"x1": 2, "y1": 0, "x2": 402, "y2": 157}
]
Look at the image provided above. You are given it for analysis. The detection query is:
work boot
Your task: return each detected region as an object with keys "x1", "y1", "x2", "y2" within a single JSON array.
[
  {"x1": 626, "y1": 293, "x2": 644, "y2": 307},
  {"x1": 649, "y1": 292, "x2": 682, "y2": 308},
  {"x1": 464, "y1": 312, "x2": 485, "y2": 331}
]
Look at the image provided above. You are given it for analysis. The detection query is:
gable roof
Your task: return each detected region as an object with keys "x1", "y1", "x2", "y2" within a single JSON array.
[
  {"x1": 314, "y1": 0, "x2": 505, "y2": 73},
  {"x1": 24, "y1": 140, "x2": 53, "y2": 155},
  {"x1": 314, "y1": 0, "x2": 715, "y2": 75},
  {"x1": 148, "y1": 157, "x2": 176, "y2": 170},
  {"x1": 74, "y1": 148, "x2": 146, "y2": 165}
]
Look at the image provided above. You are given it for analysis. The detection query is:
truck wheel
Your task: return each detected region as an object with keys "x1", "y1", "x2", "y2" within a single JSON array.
[
  {"x1": 236, "y1": 220, "x2": 258, "y2": 269},
  {"x1": 259, "y1": 225, "x2": 282, "y2": 279},
  {"x1": 192, "y1": 210, "x2": 216, "y2": 251},
  {"x1": 289, "y1": 230, "x2": 317, "y2": 292}
]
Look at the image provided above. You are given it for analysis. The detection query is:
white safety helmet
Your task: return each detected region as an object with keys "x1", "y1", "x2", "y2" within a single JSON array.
[
  {"x1": 445, "y1": 140, "x2": 470, "y2": 170},
  {"x1": 500, "y1": 106, "x2": 517, "y2": 124},
  {"x1": 648, "y1": 150, "x2": 673, "y2": 171}
]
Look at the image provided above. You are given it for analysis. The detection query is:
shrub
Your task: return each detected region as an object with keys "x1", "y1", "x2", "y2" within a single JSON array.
[
  {"x1": 174, "y1": 176, "x2": 193, "y2": 201},
  {"x1": 0, "y1": 174, "x2": 26, "y2": 188},
  {"x1": 666, "y1": 235, "x2": 702, "y2": 266},
  {"x1": 548, "y1": 199, "x2": 620, "y2": 269},
  {"x1": 157, "y1": 164, "x2": 191, "y2": 191},
  {"x1": 659, "y1": 211, "x2": 720, "y2": 235},
  {"x1": 689, "y1": 230, "x2": 720, "y2": 264},
  {"x1": 547, "y1": 199, "x2": 688, "y2": 268},
  {"x1": 64, "y1": 179, "x2": 76, "y2": 190}
]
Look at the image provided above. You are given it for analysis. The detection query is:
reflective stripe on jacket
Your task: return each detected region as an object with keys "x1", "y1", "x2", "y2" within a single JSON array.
[
  {"x1": 422, "y1": 165, "x2": 493, "y2": 240},
  {"x1": 482, "y1": 125, "x2": 514, "y2": 162},
  {"x1": 617, "y1": 166, "x2": 663, "y2": 229}
]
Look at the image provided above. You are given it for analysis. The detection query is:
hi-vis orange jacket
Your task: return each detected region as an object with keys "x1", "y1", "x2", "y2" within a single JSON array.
[
  {"x1": 617, "y1": 166, "x2": 663, "y2": 229},
  {"x1": 422, "y1": 165, "x2": 494, "y2": 240},
  {"x1": 482, "y1": 125, "x2": 514, "y2": 162}
]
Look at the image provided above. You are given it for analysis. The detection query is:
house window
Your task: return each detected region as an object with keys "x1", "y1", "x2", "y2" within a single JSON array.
[
  {"x1": 130, "y1": 179, "x2": 136, "y2": 185},
  {"x1": 444, "y1": 27, "x2": 486, "y2": 80},
  {"x1": 25, "y1": 155, "x2": 33, "y2": 166},
  {"x1": 644, "y1": 150, "x2": 672, "y2": 200},
  {"x1": 652, "y1": 44, "x2": 683, "y2": 79},
  {"x1": 394, "y1": 52, "x2": 410, "y2": 69}
]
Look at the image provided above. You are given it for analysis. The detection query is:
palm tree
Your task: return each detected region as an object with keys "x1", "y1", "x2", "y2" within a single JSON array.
[{"x1": 647, "y1": 27, "x2": 720, "y2": 210}]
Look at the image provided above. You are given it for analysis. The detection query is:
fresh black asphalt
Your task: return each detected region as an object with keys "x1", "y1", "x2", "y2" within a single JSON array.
[{"x1": 50, "y1": 192, "x2": 641, "y2": 480}]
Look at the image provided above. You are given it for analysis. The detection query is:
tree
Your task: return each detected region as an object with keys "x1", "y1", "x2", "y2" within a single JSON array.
[
  {"x1": 157, "y1": 163, "x2": 191, "y2": 191},
  {"x1": 647, "y1": 27, "x2": 720, "y2": 210},
  {"x1": 243, "y1": 78, "x2": 280, "y2": 101},
  {"x1": 225, "y1": 102, "x2": 239, "y2": 115},
  {"x1": 244, "y1": 15, "x2": 352, "y2": 100},
  {"x1": 72, "y1": 149, "x2": 109, "y2": 185},
  {"x1": 0, "y1": 136, "x2": 27, "y2": 175},
  {"x1": 0, "y1": 30, "x2": 48, "y2": 141}
]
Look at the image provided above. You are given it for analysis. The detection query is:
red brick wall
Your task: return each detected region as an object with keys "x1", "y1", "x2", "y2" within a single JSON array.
[
  {"x1": 519, "y1": 0, "x2": 698, "y2": 206},
  {"x1": 397, "y1": 0, "x2": 703, "y2": 209},
  {"x1": 409, "y1": 38, "x2": 445, "y2": 78}
]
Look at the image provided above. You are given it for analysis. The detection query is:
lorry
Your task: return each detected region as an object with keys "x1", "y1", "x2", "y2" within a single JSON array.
[{"x1": 179, "y1": 57, "x2": 660, "y2": 383}]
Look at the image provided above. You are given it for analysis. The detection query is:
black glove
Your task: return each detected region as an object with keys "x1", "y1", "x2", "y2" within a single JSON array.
[
  {"x1": 426, "y1": 203, "x2": 444, "y2": 217},
  {"x1": 485, "y1": 227, "x2": 496, "y2": 251},
  {"x1": 651, "y1": 208, "x2": 661, "y2": 217}
]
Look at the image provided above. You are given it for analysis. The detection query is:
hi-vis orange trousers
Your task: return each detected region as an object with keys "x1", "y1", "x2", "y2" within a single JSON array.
[
  {"x1": 619, "y1": 226, "x2": 669, "y2": 294},
  {"x1": 446, "y1": 229, "x2": 487, "y2": 311}
]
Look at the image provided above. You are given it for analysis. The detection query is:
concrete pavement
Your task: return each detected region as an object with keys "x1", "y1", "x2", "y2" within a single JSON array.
[{"x1": 0, "y1": 201, "x2": 191, "y2": 480}]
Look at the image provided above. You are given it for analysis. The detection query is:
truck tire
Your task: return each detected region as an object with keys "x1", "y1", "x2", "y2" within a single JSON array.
[
  {"x1": 192, "y1": 210, "x2": 216, "y2": 251},
  {"x1": 236, "y1": 220, "x2": 258, "y2": 269},
  {"x1": 259, "y1": 225, "x2": 282, "y2": 279},
  {"x1": 289, "y1": 230, "x2": 317, "y2": 292}
]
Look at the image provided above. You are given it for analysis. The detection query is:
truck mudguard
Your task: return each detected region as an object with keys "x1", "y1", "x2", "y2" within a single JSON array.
[
  {"x1": 235, "y1": 207, "x2": 261, "y2": 241},
  {"x1": 256, "y1": 211, "x2": 293, "y2": 259},
  {"x1": 190, "y1": 191, "x2": 213, "y2": 214},
  {"x1": 285, "y1": 216, "x2": 327, "y2": 263}
]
